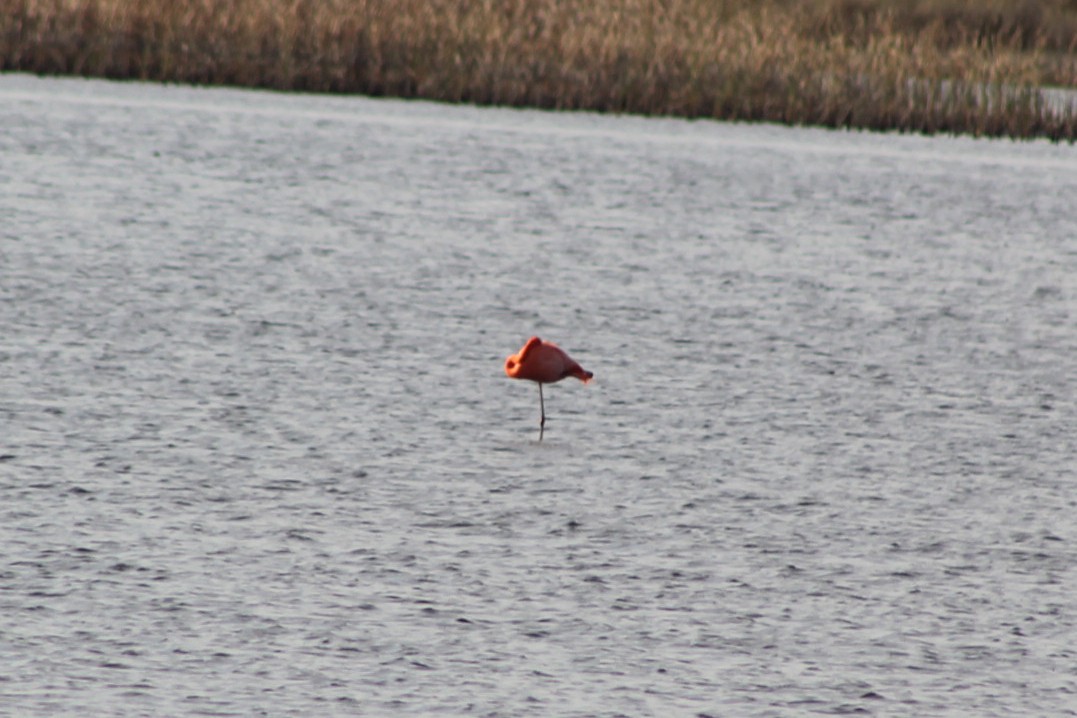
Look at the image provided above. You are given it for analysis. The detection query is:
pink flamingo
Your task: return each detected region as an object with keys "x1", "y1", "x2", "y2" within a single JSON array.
[{"x1": 505, "y1": 336, "x2": 593, "y2": 440}]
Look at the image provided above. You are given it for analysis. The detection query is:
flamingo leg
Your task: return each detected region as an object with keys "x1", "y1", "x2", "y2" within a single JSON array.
[{"x1": 538, "y1": 383, "x2": 545, "y2": 441}]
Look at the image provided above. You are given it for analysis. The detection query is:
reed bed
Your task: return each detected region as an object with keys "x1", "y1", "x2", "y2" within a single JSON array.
[{"x1": 3, "y1": 0, "x2": 1076, "y2": 140}]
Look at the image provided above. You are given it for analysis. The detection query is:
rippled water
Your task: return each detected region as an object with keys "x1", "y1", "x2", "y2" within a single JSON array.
[{"x1": 2, "y1": 73, "x2": 1076, "y2": 716}]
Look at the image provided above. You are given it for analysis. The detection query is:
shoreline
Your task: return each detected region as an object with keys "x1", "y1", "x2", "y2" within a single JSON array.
[
  {"x1": 3, "y1": 0, "x2": 1075, "y2": 141},
  {"x1": 9, "y1": 71, "x2": 1077, "y2": 160}
]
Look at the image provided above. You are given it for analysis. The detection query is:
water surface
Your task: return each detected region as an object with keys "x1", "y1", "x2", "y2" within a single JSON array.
[{"x1": 1, "y1": 74, "x2": 1076, "y2": 716}]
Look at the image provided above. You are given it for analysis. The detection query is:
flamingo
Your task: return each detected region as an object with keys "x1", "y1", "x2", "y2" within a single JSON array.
[{"x1": 504, "y1": 336, "x2": 593, "y2": 440}]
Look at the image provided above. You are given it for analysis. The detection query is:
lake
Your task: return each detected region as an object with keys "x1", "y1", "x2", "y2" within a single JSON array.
[{"x1": 1, "y1": 73, "x2": 1075, "y2": 716}]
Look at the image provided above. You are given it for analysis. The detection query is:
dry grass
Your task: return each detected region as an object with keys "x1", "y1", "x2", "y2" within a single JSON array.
[{"x1": 2, "y1": 0, "x2": 1076, "y2": 140}]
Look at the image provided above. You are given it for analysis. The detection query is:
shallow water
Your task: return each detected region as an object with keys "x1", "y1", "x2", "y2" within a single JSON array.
[{"x1": 1, "y1": 73, "x2": 1076, "y2": 716}]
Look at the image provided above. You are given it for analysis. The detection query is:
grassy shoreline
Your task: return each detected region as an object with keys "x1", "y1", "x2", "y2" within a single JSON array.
[{"x1": 3, "y1": 0, "x2": 1076, "y2": 140}]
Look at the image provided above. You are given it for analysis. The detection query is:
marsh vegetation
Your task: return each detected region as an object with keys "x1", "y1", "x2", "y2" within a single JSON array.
[{"x1": 3, "y1": 0, "x2": 1076, "y2": 139}]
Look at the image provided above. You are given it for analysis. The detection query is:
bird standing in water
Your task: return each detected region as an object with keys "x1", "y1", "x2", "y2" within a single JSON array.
[{"x1": 504, "y1": 336, "x2": 593, "y2": 440}]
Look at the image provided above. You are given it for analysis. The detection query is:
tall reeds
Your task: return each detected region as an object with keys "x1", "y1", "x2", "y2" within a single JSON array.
[{"x1": 2, "y1": 0, "x2": 1076, "y2": 140}]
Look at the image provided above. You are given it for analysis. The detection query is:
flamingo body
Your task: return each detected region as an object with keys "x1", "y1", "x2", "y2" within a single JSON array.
[
  {"x1": 505, "y1": 336, "x2": 593, "y2": 384},
  {"x1": 505, "y1": 337, "x2": 592, "y2": 440}
]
